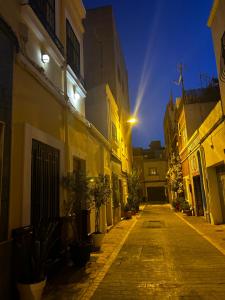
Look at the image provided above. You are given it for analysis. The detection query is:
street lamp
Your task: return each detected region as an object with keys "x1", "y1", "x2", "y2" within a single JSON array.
[{"x1": 127, "y1": 117, "x2": 138, "y2": 125}]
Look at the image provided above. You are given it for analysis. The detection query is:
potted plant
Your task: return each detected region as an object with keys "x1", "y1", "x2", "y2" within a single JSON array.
[
  {"x1": 112, "y1": 173, "x2": 121, "y2": 224},
  {"x1": 127, "y1": 169, "x2": 141, "y2": 213},
  {"x1": 123, "y1": 203, "x2": 132, "y2": 219},
  {"x1": 13, "y1": 221, "x2": 58, "y2": 300},
  {"x1": 91, "y1": 174, "x2": 111, "y2": 251},
  {"x1": 181, "y1": 200, "x2": 192, "y2": 216},
  {"x1": 62, "y1": 171, "x2": 92, "y2": 267}
]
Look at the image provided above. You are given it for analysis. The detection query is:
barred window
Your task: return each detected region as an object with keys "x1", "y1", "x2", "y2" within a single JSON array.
[
  {"x1": 30, "y1": 0, "x2": 55, "y2": 33},
  {"x1": 66, "y1": 20, "x2": 80, "y2": 78}
]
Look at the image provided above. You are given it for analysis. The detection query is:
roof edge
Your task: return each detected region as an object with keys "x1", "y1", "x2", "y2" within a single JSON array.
[{"x1": 207, "y1": 0, "x2": 220, "y2": 27}]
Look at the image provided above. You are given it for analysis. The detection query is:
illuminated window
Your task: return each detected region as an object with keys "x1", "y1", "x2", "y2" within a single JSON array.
[
  {"x1": 66, "y1": 20, "x2": 80, "y2": 78},
  {"x1": 148, "y1": 168, "x2": 157, "y2": 176}
]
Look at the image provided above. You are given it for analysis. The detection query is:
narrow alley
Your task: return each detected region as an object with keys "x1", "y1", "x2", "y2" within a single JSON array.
[
  {"x1": 90, "y1": 205, "x2": 225, "y2": 300},
  {"x1": 44, "y1": 205, "x2": 225, "y2": 300}
]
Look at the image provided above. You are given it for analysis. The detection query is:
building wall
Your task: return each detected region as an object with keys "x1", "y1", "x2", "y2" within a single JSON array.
[{"x1": 208, "y1": 0, "x2": 225, "y2": 112}]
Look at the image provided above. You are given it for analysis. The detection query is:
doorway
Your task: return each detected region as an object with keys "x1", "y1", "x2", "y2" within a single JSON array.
[
  {"x1": 216, "y1": 165, "x2": 225, "y2": 222},
  {"x1": 193, "y1": 176, "x2": 204, "y2": 216},
  {"x1": 31, "y1": 139, "x2": 60, "y2": 224}
]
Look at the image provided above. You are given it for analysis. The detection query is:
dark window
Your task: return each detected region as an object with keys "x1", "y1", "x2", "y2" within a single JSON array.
[
  {"x1": 29, "y1": 0, "x2": 64, "y2": 54},
  {"x1": 30, "y1": 0, "x2": 55, "y2": 33},
  {"x1": 66, "y1": 20, "x2": 80, "y2": 78}
]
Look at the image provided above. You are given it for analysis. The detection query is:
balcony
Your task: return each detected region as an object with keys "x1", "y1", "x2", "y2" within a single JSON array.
[
  {"x1": 29, "y1": 0, "x2": 64, "y2": 55},
  {"x1": 220, "y1": 31, "x2": 225, "y2": 83}
]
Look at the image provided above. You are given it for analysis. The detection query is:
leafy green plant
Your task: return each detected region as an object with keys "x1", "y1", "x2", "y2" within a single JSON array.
[
  {"x1": 166, "y1": 153, "x2": 184, "y2": 194},
  {"x1": 13, "y1": 221, "x2": 58, "y2": 284},
  {"x1": 127, "y1": 169, "x2": 141, "y2": 210},
  {"x1": 91, "y1": 174, "x2": 111, "y2": 233},
  {"x1": 62, "y1": 171, "x2": 92, "y2": 216}
]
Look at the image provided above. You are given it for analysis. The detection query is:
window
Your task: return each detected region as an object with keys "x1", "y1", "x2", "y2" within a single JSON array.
[
  {"x1": 112, "y1": 122, "x2": 118, "y2": 142},
  {"x1": 30, "y1": 0, "x2": 55, "y2": 34},
  {"x1": 66, "y1": 20, "x2": 80, "y2": 78},
  {"x1": 30, "y1": 0, "x2": 64, "y2": 54},
  {"x1": 148, "y1": 168, "x2": 157, "y2": 176}
]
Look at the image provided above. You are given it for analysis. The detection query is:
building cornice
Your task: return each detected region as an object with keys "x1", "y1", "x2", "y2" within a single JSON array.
[{"x1": 207, "y1": 0, "x2": 220, "y2": 27}]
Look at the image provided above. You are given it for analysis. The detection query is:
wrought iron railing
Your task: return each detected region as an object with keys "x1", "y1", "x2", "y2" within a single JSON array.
[
  {"x1": 66, "y1": 20, "x2": 83, "y2": 84},
  {"x1": 220, "y1": 31, "x2": 225, "y2": 83},
  {"x1": 29, "y1": 0, "x2": 64, "y2": 55}
]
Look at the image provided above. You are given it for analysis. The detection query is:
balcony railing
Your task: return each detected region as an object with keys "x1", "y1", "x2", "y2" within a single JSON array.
[
  {"x1": 29, "y1": 0, "x2": 64, "y2": 55},
  {"x1": 220, "y1": 31, "x2": 225, "y2": 83}
]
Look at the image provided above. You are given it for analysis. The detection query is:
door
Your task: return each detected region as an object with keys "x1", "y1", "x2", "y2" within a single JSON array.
[
  {"x1": 147, "y1": 187, "x2": 166, "y2": 203},
  {"x1": 31, "y1": 139, "x2": 60, "y2": 224},
  {"x1": 193, "y1": 176, "x2": 204, "y2": 216},
  {"x1": 216, "y1": 165, "x2": 225, "y2": 222}
]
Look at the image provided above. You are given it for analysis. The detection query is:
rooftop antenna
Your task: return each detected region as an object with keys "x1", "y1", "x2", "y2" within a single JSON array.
[{"x1": 173, "y1": 63, "x2": 185, "y2": 98}]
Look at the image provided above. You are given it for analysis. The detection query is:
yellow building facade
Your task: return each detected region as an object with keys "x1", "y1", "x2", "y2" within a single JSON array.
[{"x1": 0, "y1": 2, "x2": 132, "y2": 297}]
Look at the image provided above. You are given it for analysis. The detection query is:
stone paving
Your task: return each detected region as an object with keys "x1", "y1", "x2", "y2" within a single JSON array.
[
  {"x1": 43, "y1": 209, "x2": 140, "y2": 300},
  {"x1": 44, "y1": 205, "x2": 225, "y2": 300}
]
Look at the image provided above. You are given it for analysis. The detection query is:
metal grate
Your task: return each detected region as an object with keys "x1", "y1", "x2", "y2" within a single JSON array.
[
  {"x1": 31, "y1": 139, "x2": 60, "y2": 224},
  {"x1": 29, "y1": 0, "x2": 64, "y2": 55},
  {"x1": 220, "y1": 31, "x2": 225, "y2": 83},
  {"x1": 142, "y1": 220, "x2": 164, "y2": 228},
  {"x1": 66, "y1": 20, "x2": 81, "y2": 80}
]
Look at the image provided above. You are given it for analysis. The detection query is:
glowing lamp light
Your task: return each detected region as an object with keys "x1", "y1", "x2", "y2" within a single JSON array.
[
  {"x1": 74, "y1": 92, "x2": 81, "y2": 101},
  {"x1": 41, "y1": 53, "x2": 50, "y2": 64},
  {"x1": 127, "y1": 117, "x2": 138, "y2": 124}
]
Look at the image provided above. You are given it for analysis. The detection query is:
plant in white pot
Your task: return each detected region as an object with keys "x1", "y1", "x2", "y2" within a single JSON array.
[
  {"x1": 13, "y1": 221, "x2": 58, "y2": 300},
  {"x1": 91, "y1": 174, "x2": 111, "y2": 251}
]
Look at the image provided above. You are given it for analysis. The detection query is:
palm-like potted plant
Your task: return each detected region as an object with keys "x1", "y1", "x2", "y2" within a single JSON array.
[
  {"x1": 91, "y1": 174, "x2": 111, "y2": 251},
  {"x1": 62, "y1": 171, "x2": 92, "y2": 267},
  {"x1": 127, "y1": 169, "x2": 141, "y2": 213},
  {"x1": 13, "y1": 221, "x2": 58, "y2": 300}
]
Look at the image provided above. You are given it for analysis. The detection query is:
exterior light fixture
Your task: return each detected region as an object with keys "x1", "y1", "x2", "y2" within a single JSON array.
[
  {"x1": 127, "y1": 117, "x2": 138, "y2": 124},
  {"x1": 41, "y1": 53, "x2": 50, "y2": 64},
  {"x1": 74, "y1": 92, "x2": 81, "y2": 101}
]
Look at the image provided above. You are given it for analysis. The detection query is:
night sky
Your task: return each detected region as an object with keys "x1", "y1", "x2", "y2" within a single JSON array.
[{"x1": 83, "y1": 0, "x2": 217, "y2": 148}]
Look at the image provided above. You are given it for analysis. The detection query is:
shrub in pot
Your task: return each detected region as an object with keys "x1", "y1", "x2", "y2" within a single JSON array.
[
  {"x1": 62, "y1": 171, "x2": 92, "y2": 266},
  {"x1": 13, "y1": 221, "x2": 58, "y2": 300},
  {"x1": 91, "y1": 174, "x2": 111, "y2": 251},
  {"x1": 127, "y1": 169, "x2": 141, "y2": 212},
  {"x1": 123, "y1": 203, "x2": 132, "y2": 219}
]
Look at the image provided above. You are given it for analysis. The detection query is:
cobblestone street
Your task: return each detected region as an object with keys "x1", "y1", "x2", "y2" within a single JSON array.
[
  {"x1": 44, "y1": 205, "x2": 225, "y2": 300},
  {"x1": 90, "y1": 205, "x2": 225, "y2": 299}
]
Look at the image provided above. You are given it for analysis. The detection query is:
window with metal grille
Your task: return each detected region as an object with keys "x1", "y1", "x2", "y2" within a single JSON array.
[
  {"x1": 31, "y1": 139, "x2": 60, "y2": 224},
  {"x1": 66, "y1": 20, "x2": 80, "y2": 78},
  {"x1": 30, "y1": 0, "x2": 55, "y2": 34},
  {"x1": 220, "y1": 31, "x2": 225, "y2": 82},
  {"x1": 29, "y1": 0, "x2": 64, "y2": 54}
]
